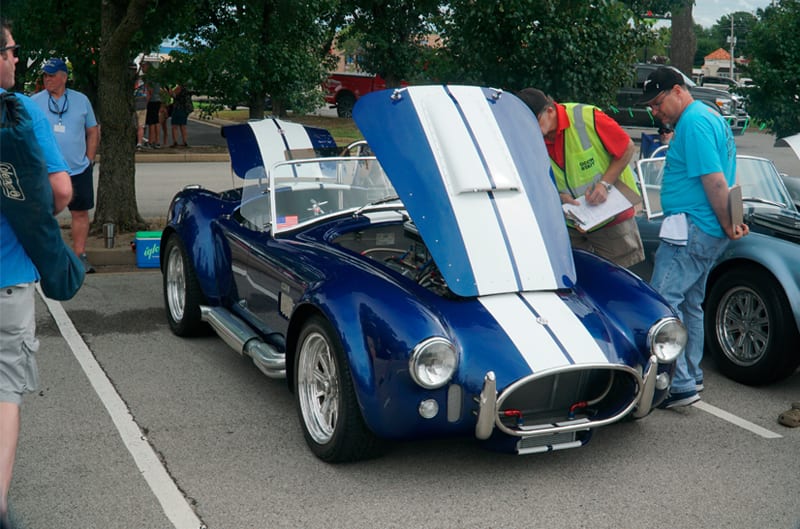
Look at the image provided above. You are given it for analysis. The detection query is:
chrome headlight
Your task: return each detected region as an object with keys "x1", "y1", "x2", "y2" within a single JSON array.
[
  {"x1": 648, "y1": 317, "x2": 687, "y2": 363},
  {"x1": 715, "y1": 97, "x2": 733, "y2": 115},
  {"x1": 409, "y1": 337, "x2": 458, "y2": 389}
]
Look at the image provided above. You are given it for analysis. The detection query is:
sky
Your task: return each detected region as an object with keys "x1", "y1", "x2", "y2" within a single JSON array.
[{"x1": 692, "y1": 0, "x2": 776, "y2": 28}]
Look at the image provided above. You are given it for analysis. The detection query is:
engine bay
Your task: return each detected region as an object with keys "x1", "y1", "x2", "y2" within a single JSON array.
[{"x1": 334, "y1": 220, "x2": 454, "y2": 298}]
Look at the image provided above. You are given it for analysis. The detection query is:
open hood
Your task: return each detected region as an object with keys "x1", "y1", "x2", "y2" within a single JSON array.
[{"x1": 353, "y1": 85, "x2": 575, "y2": 297}]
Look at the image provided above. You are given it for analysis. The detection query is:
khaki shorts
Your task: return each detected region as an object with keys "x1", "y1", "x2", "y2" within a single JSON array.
[
  {"x1": 135, "y1": 109, "x2": 147, "y2": 128},
  {"x1": 568, "y1": 216, "x2": 645, "y2": 268},
  {"x1": 0, "y1": 283, "x2": 40, "y2": 405}
]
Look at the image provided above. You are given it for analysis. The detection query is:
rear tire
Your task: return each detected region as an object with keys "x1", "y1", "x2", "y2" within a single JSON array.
[
  {"x1": 162, "y1": 234, "x2": 208, "y2": 336},
  {"x1": 704, "y1": 268, "x2": 800, "y2": 385},
  {"x1": 336, "y1": 93, "x2": 355, "y2": 118}
]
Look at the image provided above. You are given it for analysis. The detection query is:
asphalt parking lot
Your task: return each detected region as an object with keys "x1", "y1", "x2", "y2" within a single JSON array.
[{"x1": 12, "y1": 273, "x2": 800, "y2": 528}]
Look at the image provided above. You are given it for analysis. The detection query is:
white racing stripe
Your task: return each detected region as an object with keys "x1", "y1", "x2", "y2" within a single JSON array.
[
  {"x1": 519, "y1": 291, "x2": 608, "y2": 365},
  {"x1": 693, "y1": 400, "x2": 783, "y2": 439},
  {"x1": 480, "y1": 292, "x2": 608, "y2": 372},
  {"x1": 39, "y1": 288, "x2": 204, "y2": 529},
  {"x1": 448, "y1": 86, "x2": 558, "y2": 291},
  {"x1": 409, "y1": 86, "x2": 558, "y2": 294}
]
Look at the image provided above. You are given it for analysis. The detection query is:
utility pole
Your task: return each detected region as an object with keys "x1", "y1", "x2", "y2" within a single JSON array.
[{"x1": 727, "y1": 15, "x2": 736, "y2": 80}]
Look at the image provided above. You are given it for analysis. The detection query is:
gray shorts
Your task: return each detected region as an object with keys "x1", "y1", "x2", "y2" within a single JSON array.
[{"x1": 0, "y1": 283, "x2": 40, "y2": 405}]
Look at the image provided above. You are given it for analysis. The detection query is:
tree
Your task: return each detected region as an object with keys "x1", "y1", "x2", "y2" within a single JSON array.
[
  {"x1": 171, "y1": 0, "x2": 339, "y2": 119},
  {"x1": 340, "y1": 0, "x2": 440, "y2": 87},
  {"x1": 439, "y1": 0, "x2": 648, "y2": 108},
  {"x1": 742, "y1": 0, "x2": 800, "y2": 139},
  {"x1": 4, "y1": 0, "x2": 193, "y2": 231},
  {"x1": 667, "y1": 0, "x2": 694, "y2": 76}
]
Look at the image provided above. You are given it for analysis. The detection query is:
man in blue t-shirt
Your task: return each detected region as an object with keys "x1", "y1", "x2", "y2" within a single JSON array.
[
  {"x1": 32, "y1": 57, "x2": 100, "y2": 273},
  {"x1": 638, "y1": 67, "x2": 749, "y2": 409},
  {"x1": 0, "y1": 19, "x2": 71, "y2": 527}
]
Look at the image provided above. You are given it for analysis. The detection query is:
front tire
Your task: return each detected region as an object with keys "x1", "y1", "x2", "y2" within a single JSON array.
[
  {"x1": 704, "y1": 268, "x2": 800, "y2": 385},
  {"x1": 294, "y1": 315, "x2": 378, "y2": 462},
  {"x1": 162, "y1": 234, "x2": 208, "y2": 336}
]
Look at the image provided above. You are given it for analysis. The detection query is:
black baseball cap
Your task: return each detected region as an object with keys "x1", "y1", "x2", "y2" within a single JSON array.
[{"x1": 638, "y1": 66, "x2": 685, "y2": 104}]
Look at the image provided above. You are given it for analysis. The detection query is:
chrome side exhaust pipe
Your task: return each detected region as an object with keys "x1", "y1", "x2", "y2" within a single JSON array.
[{"x1": 200, "y1": 306, "x2": 286, "y2": 379}]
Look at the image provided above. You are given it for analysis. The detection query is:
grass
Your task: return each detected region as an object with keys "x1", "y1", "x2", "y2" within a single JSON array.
[{"x1": 206, "y1": 108, "x2": 363, "y2": 146}]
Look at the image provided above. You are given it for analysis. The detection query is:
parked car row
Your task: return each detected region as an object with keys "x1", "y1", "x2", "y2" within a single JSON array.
[
  {"x1": 160, "y1": 85, "x2": 796, "y2": 462},
  {"x1": 608, "y1": 63, "x2": 750, "y2": 132}
]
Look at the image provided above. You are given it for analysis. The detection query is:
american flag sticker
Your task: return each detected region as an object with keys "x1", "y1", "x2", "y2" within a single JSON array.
[{"x1": 277, "y1": 215, "x2": 299, "y2": 229}]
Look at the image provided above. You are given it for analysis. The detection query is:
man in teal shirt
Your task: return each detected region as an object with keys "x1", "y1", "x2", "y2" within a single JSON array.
[{"x1": 638, "y1": 67, "x2": 749, "y2": 408}]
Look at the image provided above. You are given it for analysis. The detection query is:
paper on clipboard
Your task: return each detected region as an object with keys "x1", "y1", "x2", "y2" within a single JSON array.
[{"x1": 562, "y1": 185, "x2": 633, "y2": 230}]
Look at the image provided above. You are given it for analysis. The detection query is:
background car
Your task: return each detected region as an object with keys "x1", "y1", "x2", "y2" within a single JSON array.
[
  {"x1": 610, "y1": 63, "x2": 749, "y2": 132},
  {"x1": 698, "y1": 75, "x2": 741, "y2": 91},
  {"x1": 631, "y1": 153, "x2": 800, "y2": 386},
  {"x1": 161, "y1": 86, "x2": 687, "y2": 462}
]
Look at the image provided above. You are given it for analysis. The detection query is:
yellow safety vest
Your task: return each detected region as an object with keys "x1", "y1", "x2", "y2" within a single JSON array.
[{"x1": 550, "y1": 103, "x2": 639, "y2": 205}]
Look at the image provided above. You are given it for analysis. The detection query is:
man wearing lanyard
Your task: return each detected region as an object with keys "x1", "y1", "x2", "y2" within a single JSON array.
[{"x1": 32, "y1": 58, "x2": 99, "y2": 273}]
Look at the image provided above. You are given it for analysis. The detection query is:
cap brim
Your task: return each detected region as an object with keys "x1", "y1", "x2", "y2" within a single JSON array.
[{"x1": 637, "y1": 91, "x2": 660, "y2": 105}]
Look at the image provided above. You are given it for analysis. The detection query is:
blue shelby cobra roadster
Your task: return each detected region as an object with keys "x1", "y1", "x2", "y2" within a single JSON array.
[{"x1": 161, "y1": 85, "x2": 687, "y2": 462}]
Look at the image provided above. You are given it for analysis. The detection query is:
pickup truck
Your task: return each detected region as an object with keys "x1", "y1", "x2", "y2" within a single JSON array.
[
  {"x1": 324, "y1": 73, "x2": 406, "y2": 118},
  {"x1": 609, "y1": 63, "x2": 749, "y2": 132}
]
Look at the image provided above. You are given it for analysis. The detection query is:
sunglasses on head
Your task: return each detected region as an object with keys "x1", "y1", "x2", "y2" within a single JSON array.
[{"x1": 0, "y1": 44, "x2": 20, "y2": 58}]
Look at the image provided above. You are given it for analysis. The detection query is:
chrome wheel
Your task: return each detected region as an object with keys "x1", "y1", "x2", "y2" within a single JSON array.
[
  {"x1": 297, "y1": 330, "x2": 339, "y2": 445},
  {"x1": 705, "y1": 268, "x2": 799, "y2": 386},
  {"x1": 161, "y1": 234, "x2": 206, "y2": 336},
  {"x1": 166, "y1": 243, "x2": 186, "y2": 324},
  {"x1": 716, "y1": 285, "x2": 769, "y2": 367}
]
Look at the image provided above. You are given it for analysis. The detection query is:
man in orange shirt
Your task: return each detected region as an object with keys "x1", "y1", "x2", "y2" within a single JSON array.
[{"x1": 518, "y1": 88, "x2": 644, "y2": 268}]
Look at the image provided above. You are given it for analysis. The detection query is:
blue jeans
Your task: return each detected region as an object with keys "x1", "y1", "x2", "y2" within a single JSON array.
[{"x1": 649, "y1": 220, "x2": 729, "y2": 394}]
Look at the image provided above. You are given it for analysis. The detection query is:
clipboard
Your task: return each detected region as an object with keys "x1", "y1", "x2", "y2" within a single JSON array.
[
  {"x1": 729, "y1": 184, "x2": 743, "y2": 226},
  {"x1": 562, "y1": 184, "x2": 633, "y2": 231}
]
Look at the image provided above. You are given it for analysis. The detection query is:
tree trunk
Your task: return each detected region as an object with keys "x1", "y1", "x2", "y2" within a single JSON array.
[
  {"x1": 94, "y1": 0, "x2": 150, "y2": 232},
  {"x1": 670, "y1": 3, "x2": 696, "y2": 77}
]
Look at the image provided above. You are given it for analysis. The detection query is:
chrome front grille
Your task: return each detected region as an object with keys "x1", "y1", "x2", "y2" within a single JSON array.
[{"x1": 493, "y1": 364, "x2": 641, "y2": 438}]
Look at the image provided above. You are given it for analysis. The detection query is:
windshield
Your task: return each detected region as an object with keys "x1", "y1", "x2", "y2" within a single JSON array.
[
  {"x1": 237, "y1": 156, "x2": 396, "y2": 233},
  {"x1": 635, "y1": 154, "x2": 796, "y2": 219}
]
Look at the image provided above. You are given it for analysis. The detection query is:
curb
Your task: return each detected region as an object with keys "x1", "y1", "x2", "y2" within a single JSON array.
[{"x1": 134, "y1": 151, "x2": 230, "y2": 163}]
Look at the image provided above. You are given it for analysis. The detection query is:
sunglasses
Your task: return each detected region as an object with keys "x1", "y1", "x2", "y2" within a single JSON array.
[{"x1": 0, "y1": 44, "x2": 21, "y2": 58}]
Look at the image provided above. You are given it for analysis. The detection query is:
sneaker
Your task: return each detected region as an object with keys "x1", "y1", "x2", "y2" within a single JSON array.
[
  {"x1": 658, "y1": 389, "x2": 700, "y2": 409},
  {"x1": 79, "y1": 253, "x2": 96, "y2": 274},
  {"x1": 695, "y1": 379, "x2": 704, "y2": 392}
]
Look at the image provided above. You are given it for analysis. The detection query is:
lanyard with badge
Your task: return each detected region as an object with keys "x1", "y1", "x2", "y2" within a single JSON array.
[{"x1": 48, "y1": 91, "x2": 68, "y2": 133}]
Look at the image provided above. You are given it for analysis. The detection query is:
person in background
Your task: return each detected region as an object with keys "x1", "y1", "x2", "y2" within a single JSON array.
[
  {"x1": 658, "y1": 125, "x2": 674, "y2": 146},
  {"x1": 0, "y1": 19, "x2": 71, "y2": 529},
  {"x1": 32, "y1": 58, "x2": 100, "y2": 273},
  {"x1": 158, "y1": 84, "x2": 171, "y2": 147},
  {"x1": 518, "y1": 87, "x2": 645, "y2": 268},
  {"x1": 144, "y1": 68, "x2": 162, "y2": 148},
  {"x1": 134, "y1": 63, "x2": 148, "y2": 149},
  {"x1": 638, "y1": 66, "x2": 749, "y2": 408},
  {"x1": 169, "y1": 84, "x2": 192, "y2": 148}
]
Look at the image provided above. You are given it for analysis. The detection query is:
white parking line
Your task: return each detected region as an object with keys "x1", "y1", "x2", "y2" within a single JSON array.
[
  {"x1": 693, "y1": 400, "x2": 783, "y2": 439},
  {"x1": 40, "y1": 289, "x2": 204, "y2": 529}
]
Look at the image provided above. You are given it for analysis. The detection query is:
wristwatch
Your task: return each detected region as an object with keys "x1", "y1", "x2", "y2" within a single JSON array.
[{"x1": 600, "y1": 180, "x2": 613, "y2": 192}]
